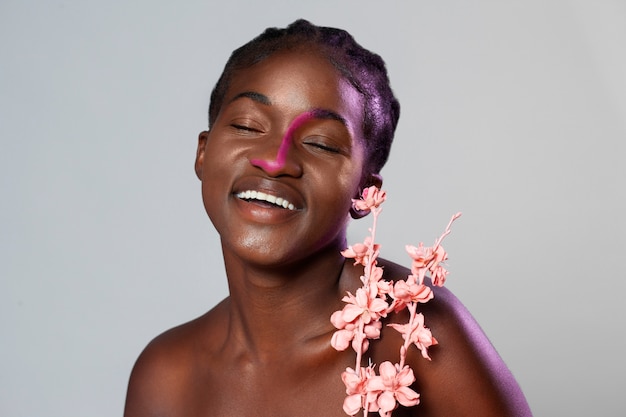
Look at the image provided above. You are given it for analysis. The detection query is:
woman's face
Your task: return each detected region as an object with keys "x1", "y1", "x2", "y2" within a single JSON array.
[{"x1": 195, "y1": 48, "x2": 369, "y2": 268}]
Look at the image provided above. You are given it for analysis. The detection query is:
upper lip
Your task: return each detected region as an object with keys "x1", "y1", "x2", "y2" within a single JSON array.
[{"x1": 232, "y1": 177, "x2": 305, "y2": 210}]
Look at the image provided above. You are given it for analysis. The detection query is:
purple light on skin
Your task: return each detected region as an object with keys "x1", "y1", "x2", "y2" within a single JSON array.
[{"x1": 250, "y1": 111, "x2": 316, "y2": 172}]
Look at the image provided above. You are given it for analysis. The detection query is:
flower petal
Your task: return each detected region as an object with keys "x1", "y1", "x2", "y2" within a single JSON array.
[
  {"x1": 378, "y1": 361, "x2": 397, "y2": 385},
  {"x1": 377, "y1": 391, "x2": 398, "y2": 413},
  {"x1": 395, "y1": 386, "x2": 420, "y2": 407},
  {"x1": 396, "y1": 366, "x2": 416, "y2": 386},
  {"x1": 331, "y1": 329, "x2": 353, "y2": 351},
  {"x1": 343, "y1": 394, "x2": 363, "y2": 416}
]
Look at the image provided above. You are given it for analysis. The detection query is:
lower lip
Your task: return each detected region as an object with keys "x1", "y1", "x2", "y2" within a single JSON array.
[{"x1": 233, "y1": 197, "x2": 299, "y2": 224}]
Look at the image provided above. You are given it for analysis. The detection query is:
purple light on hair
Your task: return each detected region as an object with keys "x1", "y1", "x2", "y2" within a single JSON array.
[{"x1": 250, "y1": 111, "x2": 315, "y2": 172}]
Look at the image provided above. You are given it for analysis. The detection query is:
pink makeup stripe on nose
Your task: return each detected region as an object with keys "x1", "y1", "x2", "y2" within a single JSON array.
[{"x1": 250, "y1": 111, "x2": 315, "y2": 171}]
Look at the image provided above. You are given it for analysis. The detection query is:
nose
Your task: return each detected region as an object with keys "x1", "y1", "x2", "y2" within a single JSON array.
[{"x1": 249, "y1": 112, "x2": 313, "y2": 177}]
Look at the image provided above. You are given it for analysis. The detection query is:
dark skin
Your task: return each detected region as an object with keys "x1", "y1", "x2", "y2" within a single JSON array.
[{"x1": 124, "y1": 48, "x2": 532, "y2": 417}]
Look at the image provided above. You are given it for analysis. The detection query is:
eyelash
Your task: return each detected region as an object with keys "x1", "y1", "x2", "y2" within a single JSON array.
[
  {"x1": 304, "y1": 140, "x2": 340, "y2": 154},
  {"x1": 230, "y1": 124, "x2": 341, "y2": 154},
  {"x1": 231, "y1": 124, "x2": 259, "y2": 132}
]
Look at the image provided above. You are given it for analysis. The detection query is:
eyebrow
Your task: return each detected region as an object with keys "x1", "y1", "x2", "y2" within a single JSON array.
[
  {"x1": 310, "y1": 108, "x2": 347, "y2": 127},
  {"x1": 229, "y1": 91, "x2": 272, "y2": 105},
  {"x1": 228, "y1": 91, "x2": 347, "y2": 127}
]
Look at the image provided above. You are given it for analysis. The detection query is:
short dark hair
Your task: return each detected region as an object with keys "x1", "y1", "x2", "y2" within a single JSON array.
[{"x1": 208, "y1": 19, "x2": 400, "y2": 174}]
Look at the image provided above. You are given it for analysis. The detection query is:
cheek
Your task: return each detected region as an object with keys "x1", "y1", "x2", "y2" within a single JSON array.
[
  {"x1": 198, "y1": 142, "x2": 237, "y2": 220},
  {"x1": 200, "y1": 178, "x2": 221, "y2": 228},
  {"x1": 320, "y1": 162, "x2": 364, "y2": 210},
  {"x1": 342, "y1": 148, "x2": 368, "y2": 198},
  {"x1": 201, "y1": 137, "x2": 246, "y2": 184}
]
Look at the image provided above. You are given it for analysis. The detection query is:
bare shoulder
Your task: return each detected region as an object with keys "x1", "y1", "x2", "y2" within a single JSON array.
[
  {"x1": 123, "y1": 299, "x2": 229, "y2": 417},
  {"x1": 378, "y1": 258, "x2": 533, "y2": 417}
]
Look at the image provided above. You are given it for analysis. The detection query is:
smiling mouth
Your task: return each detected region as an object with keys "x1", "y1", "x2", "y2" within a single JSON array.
[{"x1": 236, "y1": 190, "x2": 297, "y2": 210}]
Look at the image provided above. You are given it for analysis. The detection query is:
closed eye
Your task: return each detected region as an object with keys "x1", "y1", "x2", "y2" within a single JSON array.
[
  {"x1": 229, "y1": 124, "x2": 265, "y2": 138},
  {"x1": 231, "y1": 124, "x2": 259, "y2": 132},
  {"x1": 303, "y1": 140, "x2": 341, "y2": 154}
]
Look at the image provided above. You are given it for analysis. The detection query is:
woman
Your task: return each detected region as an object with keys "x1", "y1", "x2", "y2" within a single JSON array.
[{"x1": 124, "y1": 19, "x2": 532, "y2": 417}]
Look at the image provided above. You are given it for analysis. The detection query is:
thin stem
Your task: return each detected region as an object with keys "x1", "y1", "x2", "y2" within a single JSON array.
[
  {"x1": 354, "y1": 318, "x2": 365, "y2": 372},
  {"x1": 365, "y1": 207, "x2": 382, "y2": 284},
  {"x1": 399, "y1": 302, "x2": 418, "y2": 369},
  {"x1": 433, "y1": 212, "x2": 461, "y2": 249}
]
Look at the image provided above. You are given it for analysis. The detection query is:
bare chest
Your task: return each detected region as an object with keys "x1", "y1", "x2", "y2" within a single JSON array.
[
  {"x1": 179, "y1": 354, "x2": 350, "y2": 417},
  {"x1": 174, "y1": 349, "x2": 420, "y2": 417}
]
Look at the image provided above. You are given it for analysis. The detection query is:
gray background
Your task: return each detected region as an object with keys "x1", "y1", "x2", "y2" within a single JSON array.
[{"x1": 1, "y1": 1, "x2": 624, "y2": 416}]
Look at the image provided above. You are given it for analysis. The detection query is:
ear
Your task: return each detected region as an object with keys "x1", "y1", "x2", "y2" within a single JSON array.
[
  {"x1": 350, "y1": 172, "x2": 383, "y2": 219},
  {"x1": 195, "y1": 131, "x2": 209, "y2": 180}
]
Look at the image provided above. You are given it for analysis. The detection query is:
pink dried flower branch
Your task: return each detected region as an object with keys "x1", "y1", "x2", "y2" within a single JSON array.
[{"x1": 332, "y1": 186, "x2": 460, "y2": 416}]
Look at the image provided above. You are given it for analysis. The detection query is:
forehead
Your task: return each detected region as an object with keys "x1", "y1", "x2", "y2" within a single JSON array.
[{"x1": 223, "y1": 49, "x2": 365, "y2": 139}]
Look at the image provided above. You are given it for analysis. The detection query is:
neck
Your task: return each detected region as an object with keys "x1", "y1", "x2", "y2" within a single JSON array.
[{"x1": 221, "y1": 244, "x2": 352, "y2": 359}]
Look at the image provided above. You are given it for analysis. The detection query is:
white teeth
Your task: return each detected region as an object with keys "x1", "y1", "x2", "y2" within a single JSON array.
[{"x1": 236, "y1": 190, "x2": 297, "y2": 210}]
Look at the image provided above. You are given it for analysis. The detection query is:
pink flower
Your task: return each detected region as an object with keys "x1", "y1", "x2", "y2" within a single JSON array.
[
  {"x1": 352, "y1": 186, "x2": 387, "y2": 212},
  {"x1": 330, "y1": 285, "x2": 386, "y2": 354},
  {"x1": 388, "y1": 313, "x2": 438, "y2": 360},
  {"x1": 375, "y1": 276, "x2": 393, "y2": 297},
  {"x1": 405, "y1": 213, "x2": 460, "y2": 287},
  {"x1": 330, "y1": 312, "x2": 382, "y2": 353},
  {"x1": 341, "y1": 366, "x2": 380, "y2": 415},
  {"x1": 330, "y1": 313, "x2": 356, "y2": 351},
  {"x1": 341, "y1": 238, "x2": 380, "y2": 267},
  {"x1": 341, "y1": 242, "x2": 368, "y2": 266},
  {"x1": 405, "y1": 243, "x2": 449, "y2": 286},
  {"x1": 430, "y1": 263, "x2": 449, "y2": 287},
  {"x1": 367, "y1": 361, "x2": 420, "y2": 415},
  {"x1": 340, "y1": 286, "x2": 388, "y2": 325},
  {"x1": 389, "y1": 274, "x2": 433, "y2": 313}
]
